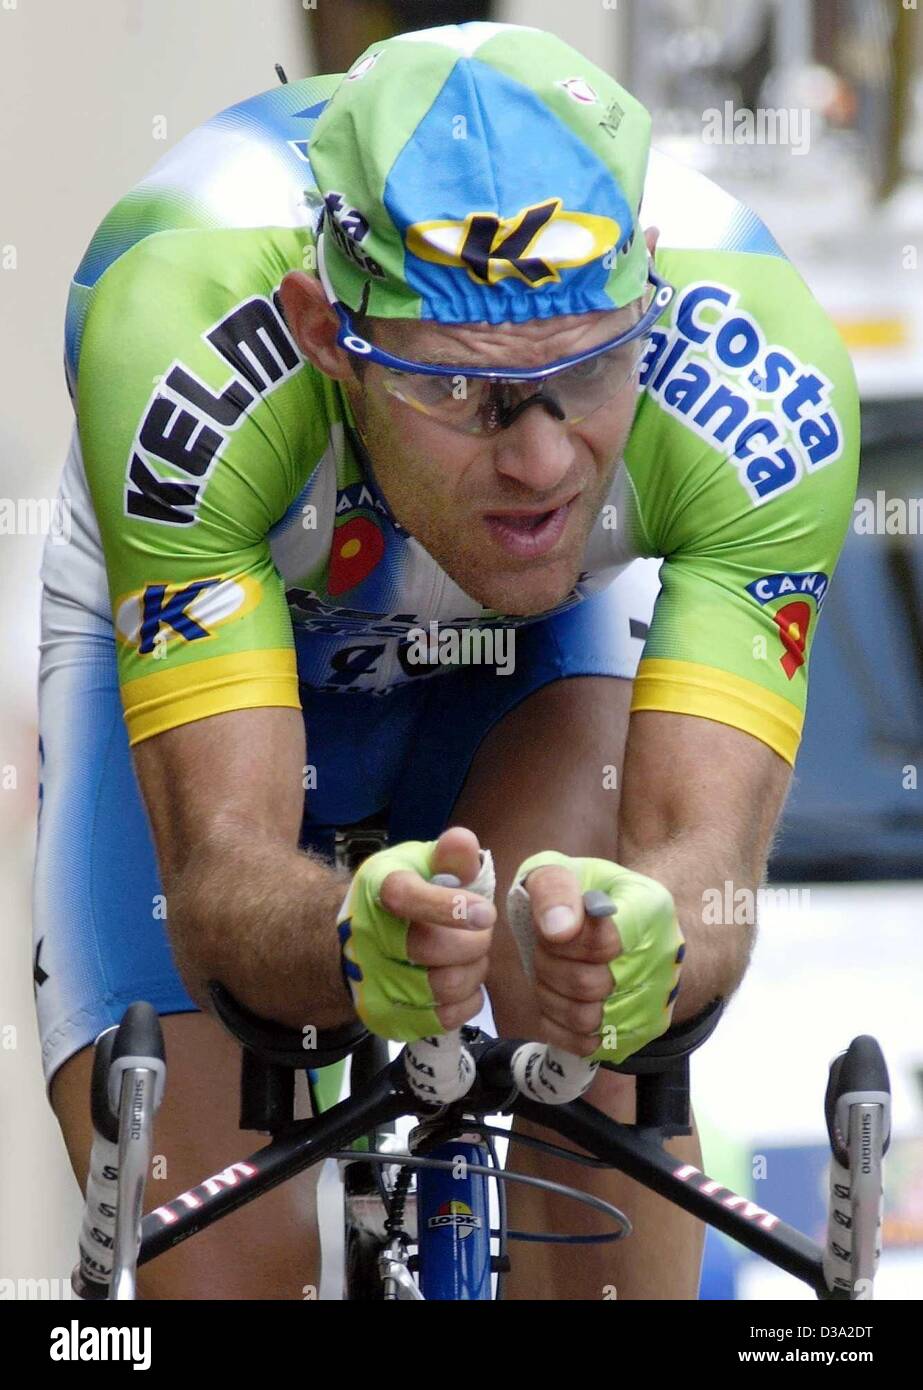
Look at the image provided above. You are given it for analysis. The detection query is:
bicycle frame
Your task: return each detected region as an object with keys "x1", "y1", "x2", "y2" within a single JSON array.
[{"x1": 416, "y1": 1140, "x2": 493, "y2": 1300}]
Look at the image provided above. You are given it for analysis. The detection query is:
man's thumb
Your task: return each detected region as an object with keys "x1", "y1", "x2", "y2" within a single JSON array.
[{"x1": 430, "y1": 825, "x2": 483, "y2": 887}]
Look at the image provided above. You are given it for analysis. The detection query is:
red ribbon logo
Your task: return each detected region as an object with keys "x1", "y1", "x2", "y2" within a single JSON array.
[{"x1": 773, "y1": 601, "x2": 811, "y2": 679}]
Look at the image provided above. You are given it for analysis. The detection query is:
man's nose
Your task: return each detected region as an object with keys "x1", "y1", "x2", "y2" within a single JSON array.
[{"x1": 491, "y1": 396, "x2": 577, "y2": 492}]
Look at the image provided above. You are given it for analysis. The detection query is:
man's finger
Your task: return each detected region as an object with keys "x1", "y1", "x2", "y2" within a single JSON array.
[
  {"x1": 534, "y1": 915, "x2": 622, "y2": 965},
  {"x1": 522, "y1": 865, "x2": 584, "y2": 941},
  {"x1": 406, "y1": 919, "x2": 493, "y2": 968},
  {"x1": 534, "y1": 979, "x2": 604, "y2": 1038},
  {"x1": 428, "y1": 957, "x2": 491, "y2": 1007},
  {"x1": 430, "y1": 824, "x2": 483, "y2": 887},
  {"x1": 537, "y1": 1012, "x2": 601, "y2": 1060},
  {"x1": 436, "y1": 989, "x2": 486, "y2": 1031},
  {"x1": 380, "y1": 870, "x2": 495, "y2": 930},
  {"x1": 534, "y1": 956, "x2": 613, "y2": 1002}
]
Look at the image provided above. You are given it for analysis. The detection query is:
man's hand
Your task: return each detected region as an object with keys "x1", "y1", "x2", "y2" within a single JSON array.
[
  {"x1": 338, "y1": 826, "x2": 496, "y2": 1041},
  {"x1": 524, "y1": 862, "x2": 623, "y2": 1057},
  {"x1": 507, "y1": 852, "x2": 685, "y2": 1063}
]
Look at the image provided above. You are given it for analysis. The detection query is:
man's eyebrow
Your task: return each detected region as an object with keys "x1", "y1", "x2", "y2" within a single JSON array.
[
  {"x1": 391, "y1": 341, "x2": 585, "y2": 368},
  {"x1": 408, "y1": 348, "x2": 469, "y2": 367},
  {"x1": 389, "y1": 313, "x2": 636, "y2": 368},
  {"x1": 401, "y1": 348, "x2": 548, "y2": 371}
]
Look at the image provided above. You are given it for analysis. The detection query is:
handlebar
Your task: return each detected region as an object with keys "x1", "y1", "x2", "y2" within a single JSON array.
[
  {"x1": 71, "y1": 999, "x2": 890, "y2": 1302},
  {"x1": 72, "y1": 1002, "x2": 165, "y2": 1302},
  {"x1": 822, "y1": 1035, "x2": 891, "y2": 1299}
]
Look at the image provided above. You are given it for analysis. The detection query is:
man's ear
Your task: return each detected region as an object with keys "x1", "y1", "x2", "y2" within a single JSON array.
[
  {"x1": 644, "y1": 225, "x2": 661, "y2": 258},
  {"x1": 278, "y1": 271, "x2": 354, "y2": 380}
]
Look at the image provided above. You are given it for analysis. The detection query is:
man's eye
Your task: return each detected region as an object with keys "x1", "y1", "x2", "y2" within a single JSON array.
[
  {"x1": 568, "y1": 356, "x2": 609, "y2": 382},
  {"x1": 569, "y1": 346, "x2": 636, "y2": 383},
  {"x1": 389, "y1": 373, "x2": 456, "y2": 403},
  {"x1": 422, "y1": 376, "x2": 459, "y2": 401},
  {"x1": 427, "y1": 376, "x2": 483, "y2": 403}
]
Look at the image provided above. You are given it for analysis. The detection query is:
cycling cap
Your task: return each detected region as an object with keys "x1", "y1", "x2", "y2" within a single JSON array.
[{"x1": 307, "y1": 21, "x2": 652, "y2": 325}]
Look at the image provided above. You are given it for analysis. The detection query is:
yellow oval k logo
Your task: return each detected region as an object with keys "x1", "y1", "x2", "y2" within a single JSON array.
[{"x1": 406, "y1": 198, "x2": 621, "y2": 288}]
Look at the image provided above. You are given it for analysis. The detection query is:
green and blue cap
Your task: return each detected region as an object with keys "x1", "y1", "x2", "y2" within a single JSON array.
[{"x1": 308, "y1": 22, "x2": 652, "y2": 326}]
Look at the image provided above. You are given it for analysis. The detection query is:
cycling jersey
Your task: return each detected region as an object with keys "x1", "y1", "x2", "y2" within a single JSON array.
[{"x1": 50, "y1": 71, "x2": 859, "y2": 767}]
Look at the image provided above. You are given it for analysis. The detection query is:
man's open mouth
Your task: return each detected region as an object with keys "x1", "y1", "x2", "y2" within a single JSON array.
[{"x1": 482, "y1": 496, "x2": 577, "y2": 559}]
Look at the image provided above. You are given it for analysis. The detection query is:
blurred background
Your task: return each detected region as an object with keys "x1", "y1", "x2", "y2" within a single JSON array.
[{"x1": 1, "y1": 0, "x2": 920, "y2": 1300}]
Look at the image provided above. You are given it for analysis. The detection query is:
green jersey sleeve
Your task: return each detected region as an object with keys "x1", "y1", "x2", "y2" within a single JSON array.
[
  {"x1": 624, "y1": 248, "x2": 860, "y2": 765},
  {"x1": 77, "y1": 225, "x2": 328, "y2": 744}
]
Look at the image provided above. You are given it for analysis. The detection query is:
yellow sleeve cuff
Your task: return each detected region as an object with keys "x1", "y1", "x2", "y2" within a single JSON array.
[
  {"x1": 121, "y1": 649, "x2": 300, "y2": 746},
  {"x1": 631, "y1": 657, "x2": 803, "y2": 766}
]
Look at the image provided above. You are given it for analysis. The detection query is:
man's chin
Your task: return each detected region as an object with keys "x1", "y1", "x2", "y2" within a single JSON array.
[{"x1": 458, "y1": 559, "x2": 581, "y2": 617}]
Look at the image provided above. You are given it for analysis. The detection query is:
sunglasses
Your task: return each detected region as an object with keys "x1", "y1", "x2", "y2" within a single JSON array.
[{"x1": 316, "y1": 229, "x2": 675, "y2": 436}]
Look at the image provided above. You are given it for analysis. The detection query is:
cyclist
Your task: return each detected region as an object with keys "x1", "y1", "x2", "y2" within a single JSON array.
[{"x1": 35, "y1": 23, "x2": 858, "y2": 1300}]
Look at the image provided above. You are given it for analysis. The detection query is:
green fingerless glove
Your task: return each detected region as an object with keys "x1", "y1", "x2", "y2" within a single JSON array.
[
  {"x1": 508, "y1": 851, "x2": 685, "y2": 1064},
  {"x1": 337, "y1": 840, "x2": 440, "y2": 1041},
  {"x1": 337, "y1": 840, "x2": 495, "y2": 1042}
]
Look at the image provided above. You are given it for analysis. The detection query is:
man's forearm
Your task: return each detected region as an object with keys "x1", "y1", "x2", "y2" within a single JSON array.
[
  {"x1": 616, "y1": 713, "x2": 791, "y2": 1024},
  {"x1": 167, "y1": 834, "x2": 356, "y2": 1032},
  {"x1": 618, "y1": 828, "x2": 757, "y2": 1021}
]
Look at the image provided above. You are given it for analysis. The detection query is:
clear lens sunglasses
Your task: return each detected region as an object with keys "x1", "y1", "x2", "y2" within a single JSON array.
[{"x1": 316, "y1": 228, "x2": 675, "y2": 437}]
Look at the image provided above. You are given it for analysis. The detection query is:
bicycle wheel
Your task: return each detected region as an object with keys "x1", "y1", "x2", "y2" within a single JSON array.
[{"x1": 344, "y1": 1226, "x2": 385, "y2": 1300}]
